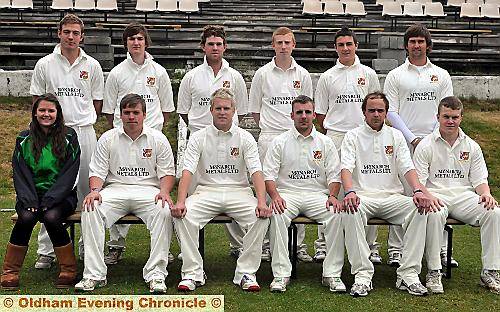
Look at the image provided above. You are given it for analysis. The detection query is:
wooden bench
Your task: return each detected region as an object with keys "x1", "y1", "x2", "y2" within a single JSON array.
[
  {"x1": 10, "y1": 213, "x2": 464, "y2": 279},
  {"x1": 289, "y1": 216, "x2": 465, "y2": 279},
  {"x1": 94, "y1": 22, "x2": 181, "y2": 40}
]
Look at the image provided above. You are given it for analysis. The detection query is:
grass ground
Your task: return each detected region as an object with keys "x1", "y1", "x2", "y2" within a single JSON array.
[{"x1": 0, "y1": 97, "x2": 499, "y2": 311}]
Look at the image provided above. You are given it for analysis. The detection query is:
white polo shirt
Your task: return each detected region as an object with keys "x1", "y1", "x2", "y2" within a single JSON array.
[
  {"x1": 102, "y1": 52, "x2": 175, "y2": 131},
  {"x1": 384, "y1": 58, "x2": 453, "y2": 138},
  {"x1": 263, "y1": 127, "x2": 340, "y2": 194},
  {"x1": 413, "y1": 127, "x2": 488, "y2": 197},
  {"x1": 177, "y1": 57, "x2": 248, "y2": 133},
  {"x1": 30, "y1": 44, "x2": 104, "y2": 127},
  {"x1": 341, "y1": 123, "x2": 415, "y2": 197},
  {"x1": 248, "y1": 57, "x2": 313, "y2": 133},
  {"x1": 183, "y1": 124, "x2": 261, "y2": 188},
  {"x1": 89, "y1": 125, "x2": 175, "y2": 187},
  {"x1": 314, "y1": 56, "x2": 380, "y2": 133}
]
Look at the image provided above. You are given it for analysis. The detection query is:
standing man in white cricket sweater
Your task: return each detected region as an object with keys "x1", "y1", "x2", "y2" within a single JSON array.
[
  {"x1": 176, "y1": 25, "x2": 250, "y2": 259},
  {"x1": 101, "y1": 22, "x2": 175, "y2": 266},
  {"x1": 383, "y1": 23, "x2": 455, "y2": 267},
  {"x1": 29, "y1": 14, "x2": 104, "y2": 268},
  {"x1": 314, "y1": 26, "x2": 381, "y2": 263},
  {"x1": 249, "y1": 27, "x2": 313, "y2": 263}
]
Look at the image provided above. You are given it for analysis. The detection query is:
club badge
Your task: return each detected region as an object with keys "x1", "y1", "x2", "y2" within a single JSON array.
[
  {"x1": 230, "y1": 147, "x2": 240, "y2": 157},
  {"x1": 142, "y1": 148, "x2": 153, "y2": 158},
  {"x1": 79, "y1": 71, "x2": 88, "y2": 80},
  {"x1": 313, "y1": 150, "x2": 322, "y2": 160},
  {"x1": 293, "y1": 80, "x2": 301, "y2": 89},
  {"x1": 431, "y1": 75, "x2": 438, "y2": 82},
  {"x1": 146, "y1": 76, "x2": 156, "y2": 86},
  {"x1": 385, "y1": 145, "x2": 394, "y2": 156},
  {"x1": 459, "y1": 151, "x2": 469, "y2": 161},
  {"x1": 358, "y1": 77, "x2": 366, "y2": 86},
  {"x1": 222, "y1": 81, "x2": 231, "y2": 88}
]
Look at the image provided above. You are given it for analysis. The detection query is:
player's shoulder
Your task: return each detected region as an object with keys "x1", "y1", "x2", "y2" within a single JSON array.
[
  {"x1": 358, "y1": 63, "x2": 377, "y2": 75},
  {"x1": 236, "y1": 126, "x2": 257, "y2": 142}
]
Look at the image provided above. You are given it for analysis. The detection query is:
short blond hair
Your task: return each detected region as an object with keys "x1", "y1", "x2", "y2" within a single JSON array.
[{"x1": 210, "y1": 88, "x2": 235, "y2": 108}]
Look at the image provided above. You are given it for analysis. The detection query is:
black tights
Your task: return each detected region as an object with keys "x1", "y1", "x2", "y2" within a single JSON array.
[{"x1": 10, "y1": 201, "x2": 74, "y2": 247}]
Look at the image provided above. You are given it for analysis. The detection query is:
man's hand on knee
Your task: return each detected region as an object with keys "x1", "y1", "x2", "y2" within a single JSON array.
[
  {"x1": 83, "y1": 191, "x2": 102, "y2": 212},
  {"x1": 343, "y1": 191, "x2": 359, "y2": 214},
  {"x1": 155, "y1": 192, "x2": 174, "y2": 209},
  {"x1": 326, "y1": 196, "x2": 343, "y2": 214},
  {"x1": 270, "y1": 196, "x2": 286, "y2": 214},
  {"x1": 256, "y1": 202, "x2": 272, "y2": 218},
  {"x1": 171, "y1": 202, "x2": 187, "y2": 218}
]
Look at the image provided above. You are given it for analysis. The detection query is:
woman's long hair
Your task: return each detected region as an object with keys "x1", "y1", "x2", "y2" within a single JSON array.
[{"x1": 30, "y1": 93, "x2": 67, "y2": 164}]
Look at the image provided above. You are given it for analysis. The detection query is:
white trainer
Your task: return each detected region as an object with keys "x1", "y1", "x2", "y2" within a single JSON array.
[
  {"x1": 75, "y1": 278, "x2": 107, "y2": 291},
  {"x1": 149, "y1": 279, "x2": 167, "y2": 293},
  {"x1": 322, "y1": 276, "x2": 347, "y2": 293},
  {"x1": 270, "y1": 277, "x2": 290, "y2": 292},
  {"x1": 426, "y1": 270, "x2": 444, "y2": 294}
]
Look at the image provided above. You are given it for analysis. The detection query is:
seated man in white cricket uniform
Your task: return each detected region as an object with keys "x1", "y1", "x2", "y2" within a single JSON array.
[
  {"x1": 408, "y1": 96, "x2": 500, "y2": 295},
  {"x1": 75, "y1": 94, "x2": 175, "y2": 293},
  {"x1": 171, "y1": 88, "x2": 272, "y2": 292},
  {"x1": 263, "y1": 95, "x2": 342, "y2": 293},
  {"x1": 331, "y1": 91, "x2": 442, "y2": 297}
]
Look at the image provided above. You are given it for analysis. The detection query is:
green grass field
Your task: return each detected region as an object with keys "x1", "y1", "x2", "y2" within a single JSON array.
[{"x1": 0, "y1": 97, "x2": 499, "y2": 311}]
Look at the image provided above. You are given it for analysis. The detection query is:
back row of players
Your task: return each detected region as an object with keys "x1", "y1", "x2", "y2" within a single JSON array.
[{"x1": 1, "y1": 14, "x2": 498, "y2": 296}]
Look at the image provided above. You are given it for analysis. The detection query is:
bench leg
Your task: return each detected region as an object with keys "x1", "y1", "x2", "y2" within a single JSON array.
[
  {"x1": 289, "y1": 224, "x2": 298, "y2": 279},
  {"x1": 444, "y1": 225, "x2": 453, "y2": 279},
  {"x1": 70, "y1": 223, "x2": 75, "y2": 251},
  {"x1": 198, "y1": 228, "x2": 205, "y2": 261}
]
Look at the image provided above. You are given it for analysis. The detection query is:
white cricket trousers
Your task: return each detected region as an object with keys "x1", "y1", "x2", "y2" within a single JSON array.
[
  {"x1": 269, "y1": 191, "x2": 335, "y2": 278},
  {"x1": 323, "y1": 130, "x2": 380, "y2": 252},
  {"x1": 420, "y1": 191, "x2": 500, "y2": 272},
  {"x1": 330, "y1": 194, "x2": 441, "y2": 285},
  {"x1": 37, "y1": 125, "x2": 96, "y2": 257},
  {"x1": 81, "y1": 184, "x2": 172, "y2": 283},
  {"x1": 259, "y1": 132, "x2": 307, "y2": 252},
  {"x1": 174, "y1": 186, "x2": 270, "y2": 284}
]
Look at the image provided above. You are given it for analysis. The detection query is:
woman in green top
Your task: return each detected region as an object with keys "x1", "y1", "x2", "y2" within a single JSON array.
[{"x1": 1, "y1": 93, "x2": 81, "y2": 290}]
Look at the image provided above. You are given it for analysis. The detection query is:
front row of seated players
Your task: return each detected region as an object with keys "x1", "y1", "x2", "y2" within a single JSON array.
[{"x1": 3, "y1": 90, "x2": 498, "y2": 296}]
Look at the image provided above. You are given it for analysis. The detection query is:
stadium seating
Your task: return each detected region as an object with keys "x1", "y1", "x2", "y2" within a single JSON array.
[
  {"x1": 345, "y1": 1, "x2": 366, "y2": 26},
  {"x1": 51, "y1": 0, "x2": 73, "y2": 11},
  {"x1": 481, "y1": 3, "x2": 500, "y2": 17},
  {"x1": 447, "y1": 0, "x2": 466, "y2": 7},
  {"x1": 96, "y1": 0, "x2": 118, "y2": 21},
  {"x1": 74, "y1": 0, "x2": 95, "y2": 11},
  {"x1": 136, "y1": 0, "x2": 156, "y2": 12},
  {"x1": 382, "y1": 2, "x2": 403, "y2": 30},
  {"x1": 179, "y1": 0, "x2": 199, "y2": 13},
  {"x1": 324, "y1": 0, "x2": 344, "y2": 15},
  {"x1": 403, "y1": 1, "x2": 424, "y2": 16},
  {"x1": 0, "y1": 0, "x2": 11, "y2": 9},
  {"x1": 425, "y1": 2, "x2": 447, "y2": 27},
  {"x1": 136, "y1": 0, "x2": 156, "y2": 22},
  {"x1": 97, "y1": 0, "x2": 118, "y2": 11},
  {"x1": 11, "y1": 0, "x2": 33, "y2": 20},
  {"x1": 158, "y1": 0, "x2": 178, "y2": 12},
  {"x1": 461, "y1": 2, "x2": 481, "y2": 17},
  {"x1": 303, "y1": 0, "x2": 323, "y2": 15},
  {"x1": 11, "y1": 0, "x2": 32, "y2": 9}
]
